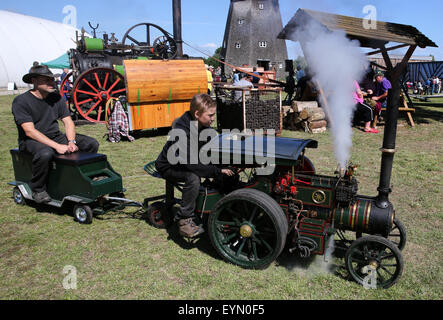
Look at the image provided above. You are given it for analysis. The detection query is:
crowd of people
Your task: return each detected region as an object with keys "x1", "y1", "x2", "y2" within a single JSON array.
[
  {"x1": 409, "y1": 76, "x2": 442, "y2": 95},
  {"x1": 206, "y1": 64, "x2": 223, "y2": 95},
  {"x1": 221, "y1": 64, "x2": 392, "y2": 134},
  {"x1": 283, "y1": 65, "x2": 313, "y2": 103}
]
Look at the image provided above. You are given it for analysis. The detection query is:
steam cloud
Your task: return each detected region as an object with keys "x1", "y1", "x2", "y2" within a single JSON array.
[{"x1": 293, "y1": 18, "x2": 369, "y2": 169}]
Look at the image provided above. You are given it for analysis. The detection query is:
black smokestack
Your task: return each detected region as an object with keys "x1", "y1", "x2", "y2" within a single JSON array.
[
  {"x1": 376, "y1": 45, "x2": 417, "y2": 209},
  {"x1": 173, "y1": 0, "x2": 183, "y2": 58},
  {"x1": 376, "y1": 75, "x2": 402, "y2": 209}
]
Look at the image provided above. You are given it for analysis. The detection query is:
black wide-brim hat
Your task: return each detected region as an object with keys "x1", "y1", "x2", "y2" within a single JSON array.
[{"x1": 23, "y1": 65, "x2": 56, "y2": 84}]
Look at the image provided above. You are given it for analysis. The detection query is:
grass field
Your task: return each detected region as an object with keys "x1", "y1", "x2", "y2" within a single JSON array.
[{"x1": 0, "y1": 94, "x2": 441, "y2": 300}]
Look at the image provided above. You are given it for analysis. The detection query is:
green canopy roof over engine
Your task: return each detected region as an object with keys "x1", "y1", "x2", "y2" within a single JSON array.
[{"x1": 41, "y1": 52, "x2": 70, "y2": 70}]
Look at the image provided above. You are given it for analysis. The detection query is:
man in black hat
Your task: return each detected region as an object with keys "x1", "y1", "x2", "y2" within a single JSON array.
[{"x1": 11, "y1": 65, "x2": 99, "y2": 203}]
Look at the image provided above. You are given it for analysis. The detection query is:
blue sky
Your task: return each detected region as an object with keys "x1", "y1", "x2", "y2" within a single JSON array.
[{"x1": 1, "y1": 0, "x2": 441, "y2": 60}]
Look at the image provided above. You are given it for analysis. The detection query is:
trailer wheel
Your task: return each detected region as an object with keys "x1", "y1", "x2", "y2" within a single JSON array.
[
  {"x1": 146, "y1": 201, "x2": 172, "y2": 229},
  {"x1": 73, "y1": 205, "x2": 93, "y2": 224},
  {"x1": 13, "y1": 187, "x2": 26, "y2": 206},
  {"x1": 345, "y1": 235, "x2": 403, "y2": 289},
  {"x1": 208, "y1": 189, "x2": 288, "y2": 270}
]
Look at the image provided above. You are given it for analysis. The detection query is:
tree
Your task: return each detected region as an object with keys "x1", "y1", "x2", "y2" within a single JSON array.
[
  {"x1": 294, "y1": 56, "x2": 307, "y2": 70},
  {"x1": 204, "y1": 47, "x2": 223, "y2": 68}
]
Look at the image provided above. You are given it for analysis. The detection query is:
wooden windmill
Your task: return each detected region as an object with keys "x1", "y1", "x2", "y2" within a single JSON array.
[{"x1": 221, "y1": 0, "x2": 289, "y2": 80}]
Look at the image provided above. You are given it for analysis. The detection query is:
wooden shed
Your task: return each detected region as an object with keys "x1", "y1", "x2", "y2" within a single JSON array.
[
  {"x1": 278, "y1": 9, "x2": 436, "y2": 51},
  {"x1": 278, "y1": 8, "x2": 438, "y2": 128},
  {"x1": 277, "y1": 8, "x2": 437, "y2": 208}
]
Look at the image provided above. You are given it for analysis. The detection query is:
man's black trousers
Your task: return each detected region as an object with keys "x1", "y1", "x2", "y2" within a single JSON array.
[{"x1": 19, "y1": 134, "x2": 99, "y2": 192}]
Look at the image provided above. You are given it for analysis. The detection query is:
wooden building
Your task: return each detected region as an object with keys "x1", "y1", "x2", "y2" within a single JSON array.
[
  {"x1": 368, "y1": 54, "x2": 433, "y2": 70},
  {"x1": 277, "y1": 8, "x2": 437, "y2": 204},
  {"x1": 221, "y1": 0, "x2": 288, "y2": 80}
]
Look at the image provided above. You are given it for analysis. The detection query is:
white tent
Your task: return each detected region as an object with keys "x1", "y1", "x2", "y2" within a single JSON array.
[{"x1": 0, "y1": 10, "x2": 82, "y2": 88}]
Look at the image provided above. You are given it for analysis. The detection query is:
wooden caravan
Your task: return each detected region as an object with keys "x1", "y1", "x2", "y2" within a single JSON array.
[{"x1": 124, "y1": 59, "x2": 208, "y2": 131}]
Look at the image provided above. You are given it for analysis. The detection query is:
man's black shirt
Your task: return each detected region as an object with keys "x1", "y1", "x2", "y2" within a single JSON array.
[{"x1": 11, "y1": 91, "x2": 70, "y2": 144}]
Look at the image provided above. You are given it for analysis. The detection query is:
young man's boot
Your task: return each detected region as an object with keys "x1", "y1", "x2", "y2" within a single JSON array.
[{"x1": 177, "y1": 217, "x2": 204, "y2": 238}]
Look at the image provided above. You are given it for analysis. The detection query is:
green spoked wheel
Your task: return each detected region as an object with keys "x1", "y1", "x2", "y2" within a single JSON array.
[
  {"x1": 356, "y1": 218, "x2": 407, "y2": 251},
  {"x1": 387, "y1": 218, "x2": 407, "y2": 251},
  {"x1": 208, "y1": 189, "x2": 288, "y2": 269},
  {"x1": 345, "y1": 235, "x2": 404, "y2": 289}
]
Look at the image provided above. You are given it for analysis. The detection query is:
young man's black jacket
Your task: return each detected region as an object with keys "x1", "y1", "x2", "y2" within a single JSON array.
[{"x1": 155, "y1": 111, "x2": 221, "y2": 178}]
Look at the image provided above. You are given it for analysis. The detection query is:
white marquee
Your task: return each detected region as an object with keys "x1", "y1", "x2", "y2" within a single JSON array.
[{"x1": 0, "y1": 10, "x2": 81, "y2": 87}]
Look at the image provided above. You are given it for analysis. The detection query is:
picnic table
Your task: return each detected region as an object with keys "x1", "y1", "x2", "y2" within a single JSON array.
[
  {"x1": 410, "y1": 94, "x2": 443, "y2": 102},
  {"x1": 373, "y1": 94, "x2": 416, "y2": 127}
]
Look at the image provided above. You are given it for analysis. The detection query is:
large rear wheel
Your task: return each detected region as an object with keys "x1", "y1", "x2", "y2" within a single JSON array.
[{"x1": 208, "y1": 189, "x2": 288, "y2": 269}]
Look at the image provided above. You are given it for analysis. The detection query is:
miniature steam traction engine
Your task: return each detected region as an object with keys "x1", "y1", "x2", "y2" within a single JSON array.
[{"x1": 144, "y1": 133, "x2": 406, "y2": 289}]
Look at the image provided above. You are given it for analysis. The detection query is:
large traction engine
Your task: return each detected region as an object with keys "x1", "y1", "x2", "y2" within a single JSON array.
[{"x1": 60, "y1": 23, "x2": 178, "y2": 123}]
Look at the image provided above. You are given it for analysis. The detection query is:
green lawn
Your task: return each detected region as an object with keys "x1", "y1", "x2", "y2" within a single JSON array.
[{"x1": 0, "y1": 94, "x2": 441, "y2": 300}]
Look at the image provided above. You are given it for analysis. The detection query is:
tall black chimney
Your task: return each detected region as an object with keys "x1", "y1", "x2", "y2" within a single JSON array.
[
  {"x1": 376, "y1": 45, "x2": 417, "y2": 209},
  {"x1": 173, "y1": 0, "x2": 183, "y2": 58},
  {"x1": 376, "y1": 77, "x2": 401, "y2": 209}
]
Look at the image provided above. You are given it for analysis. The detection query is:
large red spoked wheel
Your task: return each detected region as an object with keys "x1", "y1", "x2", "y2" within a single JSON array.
[{"x1": 72, "y1": 67, "x2": 126, "y2": 123}]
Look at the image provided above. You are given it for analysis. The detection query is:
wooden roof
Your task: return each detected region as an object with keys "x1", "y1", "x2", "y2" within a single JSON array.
[{"x1": 278, "y1": 9, "x2": 437, "y2": 49}]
